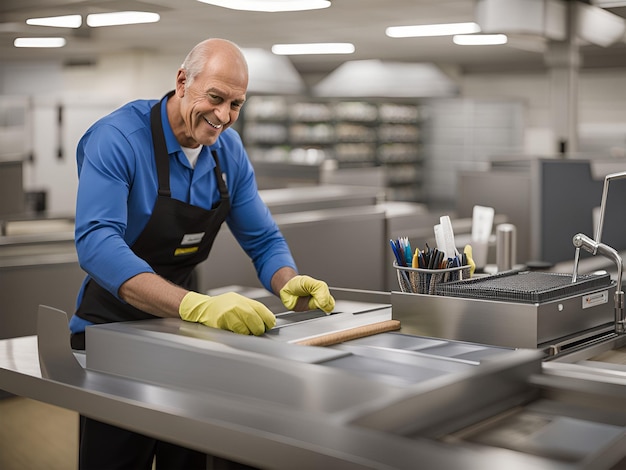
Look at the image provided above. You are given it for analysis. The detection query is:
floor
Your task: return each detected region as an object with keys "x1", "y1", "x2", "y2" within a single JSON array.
[
  {"x1": 0, "y1": 397, "x2": 228, "y2": 470},
  {"x1": 0, "y1": 395, "x2": 78, "y2": 470}
]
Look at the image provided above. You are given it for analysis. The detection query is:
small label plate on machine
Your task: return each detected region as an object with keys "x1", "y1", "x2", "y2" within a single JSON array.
[{"x1": 582, "y1": 290, "x2": 609, "y2": 309}]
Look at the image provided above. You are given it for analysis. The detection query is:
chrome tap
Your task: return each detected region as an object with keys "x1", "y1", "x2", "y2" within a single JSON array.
[{"x1": 571, "y1": 171, "x2": 626, "y2": 335}]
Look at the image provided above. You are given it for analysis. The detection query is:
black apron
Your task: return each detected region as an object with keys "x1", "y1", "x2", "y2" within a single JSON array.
[{"x1": 74, "y1": 91, "x2": 231, "y2": 326}]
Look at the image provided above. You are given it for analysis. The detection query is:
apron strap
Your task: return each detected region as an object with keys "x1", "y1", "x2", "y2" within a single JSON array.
[
  {"x1": 151, "y1": 92, "x2": 227, "y2": 200},
  {"x1": 150, "y1": 91, "x2": 175, "y2": 197},
  {"x1": 211, "y1": 150, "x2": 229, "y2": 199}
]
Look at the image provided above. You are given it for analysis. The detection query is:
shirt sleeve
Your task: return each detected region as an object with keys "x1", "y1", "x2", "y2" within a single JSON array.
[
  {"x1": 221, "y1": 134, "x2": 297, "y2": 292},
  {"x1": 74, "y1": 123, "x2": 155, "y2": 297}
]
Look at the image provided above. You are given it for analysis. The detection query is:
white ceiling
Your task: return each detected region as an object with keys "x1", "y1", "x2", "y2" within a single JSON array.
[{"x1": 0, "y1": 0, "x2": 625, "y2": 76}]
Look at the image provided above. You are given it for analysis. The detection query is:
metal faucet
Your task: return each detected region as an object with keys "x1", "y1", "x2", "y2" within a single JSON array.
[{"x1": 572, "y1": 171, "x2": 626, "y2": 335}]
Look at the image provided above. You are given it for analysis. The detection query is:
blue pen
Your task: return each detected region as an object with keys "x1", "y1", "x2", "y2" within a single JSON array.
[
  {"x1": 390, "y1": 239, "x2": 404, "y2": 266},
  {"x1": 395, "y1": 239, "x2": 407, "y2": 266},
  {"x1": 390, "y1": 239, "x2": 412, "y2": 289}
]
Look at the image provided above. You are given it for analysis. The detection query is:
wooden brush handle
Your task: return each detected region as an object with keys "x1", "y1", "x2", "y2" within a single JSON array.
[{"x1": 296, "y1": 320, "x2": 401, "y2": 347}]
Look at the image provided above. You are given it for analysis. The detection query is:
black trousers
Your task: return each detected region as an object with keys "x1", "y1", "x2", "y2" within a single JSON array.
[
  {"x1": 78, "y1": 412, "x2": 260, "y2": 470},
  {"x1": 79, "y1": 416, "x2": 206, "y2": 470}
]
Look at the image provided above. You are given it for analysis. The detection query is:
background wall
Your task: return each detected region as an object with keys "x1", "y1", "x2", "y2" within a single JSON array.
[
  {"x1": 1, "y1": 53, "x2": 625, "y2": 215},
  {"x1": 462, "y1": 69, "x2": 626, "y2": 158}
]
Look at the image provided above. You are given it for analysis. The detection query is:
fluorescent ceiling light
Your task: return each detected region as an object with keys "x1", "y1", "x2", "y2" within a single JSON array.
[
  {"x1": 272, "y1": 43, "x2": 354, "y2": 55},
  {"x1": 453, "y1": 34, "x2": 508, "y2": 45},
  {"x1": 26, "y1": 15, "x2": 82, "y2": 28},
  {"x1": 197, "y1": 0, "x2": 330, "y2": 12},
  {"x1": 86, "y1": 11, "x2": 160, "y2": 27},
  {"x1": 386, "y1": 22, "x2": 481, "y2": 38},
  {"x1": 14, "y1": 37, "x2": 66, "y2": 48}
]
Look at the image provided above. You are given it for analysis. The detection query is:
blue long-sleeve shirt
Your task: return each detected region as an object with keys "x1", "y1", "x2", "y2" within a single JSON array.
[{"x1": 71, "y1": 96, "x2": 296, "y2": 332}]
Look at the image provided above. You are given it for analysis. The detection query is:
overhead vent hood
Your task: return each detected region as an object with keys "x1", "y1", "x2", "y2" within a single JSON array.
[
  {"x1": 242, "y1": 48, "x2": 305, "y2": 95},
  {"x1": 577, "y1": 1, "x2": 626, "y2": 47},
  {"x1": 476, "y1": 0, "x2": 626, "y2": 47},
  {"x1": 476, "y1": 0, "x2": 567, "y2": 40},
  {"x1": 311, "y1": 60, "x2": 459, "y2": 98}
]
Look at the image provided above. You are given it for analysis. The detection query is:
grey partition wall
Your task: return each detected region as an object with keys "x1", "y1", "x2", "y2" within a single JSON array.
[
  {"x1": 534, "y1": 159, "x2": 626, "y2": 265},
  {"x1": 0, "y1": 160, "x2": 25, "y2": 219},
  {"x1": 458, "y1": 158, "x2": 626, "y2": 266}
]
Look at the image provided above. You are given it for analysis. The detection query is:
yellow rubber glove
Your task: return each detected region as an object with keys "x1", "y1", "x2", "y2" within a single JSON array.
[
  {"x1": 279, "y1": 275, "x2": 335, "y2": 314},
  {"x1": 179, "y1": 291, "x2": 276, "y2": 335}
]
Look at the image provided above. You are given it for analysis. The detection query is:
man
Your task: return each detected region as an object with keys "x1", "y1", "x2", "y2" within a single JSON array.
[{"x1": 69, "y1": 38, "x2": 335, "y2": 469}]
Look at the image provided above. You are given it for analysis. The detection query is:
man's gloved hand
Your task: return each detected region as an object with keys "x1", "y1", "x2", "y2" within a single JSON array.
[
  {"x1": 279, "y1": 275, "x2": 335, "y2": 314},
  {"x1": 179, "y1": 291, "x2": 276, "y2": 335}
]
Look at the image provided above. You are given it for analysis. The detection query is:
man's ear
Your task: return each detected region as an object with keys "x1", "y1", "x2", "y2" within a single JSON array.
[{"x1": 175, "y1": 69, "x2": 186, "y2": 97}]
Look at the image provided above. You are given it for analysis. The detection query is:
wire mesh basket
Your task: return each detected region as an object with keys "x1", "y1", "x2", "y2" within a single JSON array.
[
  {"x1": 394, "y1": 261, "x2": 472, "y2": 295},
  {"x1": 434, "y1": 270, "x2": 612, "y2": 304}
]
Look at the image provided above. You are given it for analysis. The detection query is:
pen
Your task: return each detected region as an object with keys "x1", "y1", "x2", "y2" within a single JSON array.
[
  {"x1": 390, "y1": 239, "x2": 412, "y2": 288},
  {"x1": 436, "y1": 251, "x2": 445, "y2": 269},
  {"x1": 428, "y1": 248, "x2": 438, "y2": 269},
  {"x1": 390, "y1": 239, "x2": 404, "y2": 266},
  {"x1": 404, "y1": 237, "x2": 412, "y2": 266},
  {"x1": 395, "y1": 239, "x2": 407, "y2": 266}
]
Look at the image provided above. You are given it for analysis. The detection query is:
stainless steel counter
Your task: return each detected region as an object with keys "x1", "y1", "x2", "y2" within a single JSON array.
[
  {"x1": 259, "y1": 184, "x2": 383, "y2": 214},
  {"x1": 1, "y1": 287, "x2": 625, "y2": 469}
]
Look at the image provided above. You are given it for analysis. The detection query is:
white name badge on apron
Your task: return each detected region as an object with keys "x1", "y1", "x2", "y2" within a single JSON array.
[{"x1": 181, "y1": 232, "x2": 205, "y2": 246}]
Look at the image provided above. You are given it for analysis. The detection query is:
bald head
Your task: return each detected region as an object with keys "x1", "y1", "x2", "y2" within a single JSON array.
[{"x1": 181, "y1": 38, "x2": 248, "y2": 90}]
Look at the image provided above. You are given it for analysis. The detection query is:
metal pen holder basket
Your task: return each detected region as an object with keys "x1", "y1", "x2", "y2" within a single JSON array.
[{"x1": 394, "y1": 261, "x2": 471, "y2": 295}]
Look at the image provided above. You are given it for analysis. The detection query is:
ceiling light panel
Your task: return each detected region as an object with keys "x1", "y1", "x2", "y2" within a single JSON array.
[
  {"x1": 26, "y1": 15, "x2": 82, "y2": 28},
  {"x1": 272, "y1": 43, "x2": 355, "y2": 55},
  {"x1": 386, "y1": 22, "x2": 481, "y2": 38},
  {"x1": 14, "y1": 37, "x2": 67, "y2": 48},
  {"x1": 86, "y1": 11, "x2": 160, "y2": 27},
  {"x1": 453, "y1": 34, "x2": 508, "y2": 45},
  {"x1": 197, "y1": 0, "x2": 331, "y2": 12}
]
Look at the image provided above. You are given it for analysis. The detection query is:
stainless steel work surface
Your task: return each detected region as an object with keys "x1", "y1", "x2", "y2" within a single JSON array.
[
  {"x1": 444, "y1": 407, "x2": 624, "y2": 464},
  {"x1": 258, "y1": 184, "x2": 382, "y2": 214},
  {"x1": 542, "y1": 333, "x2": 626, "y2": 391},
  {"x1": 203, "y1": 287, "x2": 394, "y2": 344},
  {"x1": 84, "y1": 302, "x2": 522, "y2": 404},
  {"x1": 1, "y1": 302, "x2": 625, "y2": 469},
  {"x1": 336, "y1": 333, "x2": 513, "y2": 363},
  {"x1": 268, "y1": 302, "x2": 392, "y2": 343},
  {"x1": 83, "y1": 306, "x2": 626, "y2": 470}
]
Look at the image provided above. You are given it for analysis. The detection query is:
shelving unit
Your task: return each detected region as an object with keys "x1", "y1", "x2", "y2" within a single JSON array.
[{"x1": 241, "y1": 96, "x2": 426, "y2": 202}]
